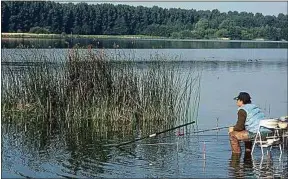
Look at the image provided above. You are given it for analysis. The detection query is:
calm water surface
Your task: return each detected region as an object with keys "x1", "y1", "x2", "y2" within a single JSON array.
[
  {"x1": 1, "y1": 39, "x2": 288, "y2": 178},
  {"x1": 2, "y1": 37, "x2": 288, "y2": 49}
]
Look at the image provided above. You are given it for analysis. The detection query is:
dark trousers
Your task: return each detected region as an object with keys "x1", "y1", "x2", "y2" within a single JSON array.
[{"x1": 229, "y1": 130, "x2": 252, "y2": 153}]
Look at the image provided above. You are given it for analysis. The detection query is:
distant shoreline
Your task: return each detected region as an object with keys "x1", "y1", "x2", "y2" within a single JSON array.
[
  {"x1": 2, "y1": 33, "x2": 288, "y2": 43},
  {"x1": 1, "y1": 33, "x2": 163, "y2": 40}
]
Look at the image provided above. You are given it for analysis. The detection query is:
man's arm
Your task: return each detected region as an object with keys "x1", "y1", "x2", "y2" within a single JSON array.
[{"x1": 233, "y1": 109, "x2": 247, "y2": 131}]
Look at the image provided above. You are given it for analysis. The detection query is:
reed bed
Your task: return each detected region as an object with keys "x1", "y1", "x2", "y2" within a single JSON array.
[{"x1": 1, "y1": 47, "x2": 201, "y2": 137}]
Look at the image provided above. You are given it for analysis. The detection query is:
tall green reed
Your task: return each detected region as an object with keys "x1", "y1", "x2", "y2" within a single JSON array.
[{"x1": 1, "y1": 47, "x2": 201, "y2": 137}]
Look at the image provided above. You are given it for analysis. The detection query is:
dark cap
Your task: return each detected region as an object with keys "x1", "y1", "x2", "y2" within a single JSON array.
[{"x1": 234, "y1": 92, "x2": 251, "y2": 103}]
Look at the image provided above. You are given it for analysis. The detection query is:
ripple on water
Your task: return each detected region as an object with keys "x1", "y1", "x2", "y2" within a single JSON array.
[{"x1": 2, "y1": 122, "x2": 288, "y2": 178}]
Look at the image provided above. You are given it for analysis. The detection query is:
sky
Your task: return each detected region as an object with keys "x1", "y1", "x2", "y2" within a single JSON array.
[{"x1": 70, "y1": 1, "x2": 288, "y2": 16}]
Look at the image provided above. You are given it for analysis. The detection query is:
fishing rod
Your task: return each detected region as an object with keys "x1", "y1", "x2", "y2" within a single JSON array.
[
  {"x1": 162, "y1": 125, "x2": 230, "y2": 139},
  {"x1": 190, "y1": 126, "x2": 230, "y2": 134},
  {"x1": 105, "y1": 121, "x2": 196, "y2": 147}
]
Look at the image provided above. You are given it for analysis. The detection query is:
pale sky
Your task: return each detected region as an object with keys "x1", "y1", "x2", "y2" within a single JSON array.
[{"x1": 62, "y1": 1, "x2": 287, "y2": 16}]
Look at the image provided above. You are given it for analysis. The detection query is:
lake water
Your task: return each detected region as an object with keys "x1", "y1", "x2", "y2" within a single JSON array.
[
  {"x1": 1, "y1": 39, "x2": 288, "y2": 178},
  {"x1": 2, "y1": 37, "x2": 288, "y2": 49}
]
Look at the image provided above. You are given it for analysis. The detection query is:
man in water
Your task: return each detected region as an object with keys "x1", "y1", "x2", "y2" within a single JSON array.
[{"x1": 228, "y1": 92, "x2": 269, "y2": 153}]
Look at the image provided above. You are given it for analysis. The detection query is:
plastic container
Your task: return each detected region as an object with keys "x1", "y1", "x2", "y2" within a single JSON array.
[
  {"x1": 278, "y1": 121, "x2": 288, "y2": 129},
  {"x1": 259, "y1": 118, "x2": 279, "y2": 129}
]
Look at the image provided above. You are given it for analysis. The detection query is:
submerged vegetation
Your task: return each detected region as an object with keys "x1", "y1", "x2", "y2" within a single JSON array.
[{"x1": 1, "y1": 47, "x2": 201, "y2": 137}]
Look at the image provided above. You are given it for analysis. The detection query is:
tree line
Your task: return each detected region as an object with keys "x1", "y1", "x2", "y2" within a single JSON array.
[{"x1": 2, "y1": 1, "x2": 288, "y2": 40}]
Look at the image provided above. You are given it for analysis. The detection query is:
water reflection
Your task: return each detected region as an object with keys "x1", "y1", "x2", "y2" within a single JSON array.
[
  {"x1": 1, "y1": 121, "x2": 184, "y2": 178},
  {"x1": 229, "y1": 153, "x2": 253, "y2": 178},
  {"x1": 2, "y1": 122, "x2": 115, "y2": 178},
  {"x1": 229, "y1": 151, "x2": 288, "y2": 178},
  {"x1": 2, "y1": 38, "x2": 288, "y2": 49},
  {"x1": 2, "y1": 120, "x2": 287, "y2": 178}
]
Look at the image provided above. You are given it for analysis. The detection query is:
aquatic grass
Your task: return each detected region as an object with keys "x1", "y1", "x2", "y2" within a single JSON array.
[{"x1": 1, "y1": 47, "x2": 201, "y2": 137}]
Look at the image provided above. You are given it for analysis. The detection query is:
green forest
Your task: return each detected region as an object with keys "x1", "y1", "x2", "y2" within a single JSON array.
[{"x1": 1, "y1": 1, "x2": 288, "y2": 40}]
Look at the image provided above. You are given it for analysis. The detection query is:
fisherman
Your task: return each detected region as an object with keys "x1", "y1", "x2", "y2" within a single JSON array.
[{"x1": 228, "y1": 92, "x2": 270, "y2": 154}]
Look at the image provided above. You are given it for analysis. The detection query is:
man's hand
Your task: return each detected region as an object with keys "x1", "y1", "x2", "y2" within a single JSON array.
[{"x1": 228, "y1": 126, "x2": 234, "y2": 133}]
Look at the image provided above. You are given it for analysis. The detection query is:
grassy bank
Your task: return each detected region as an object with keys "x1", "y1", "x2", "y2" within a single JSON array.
[
  {"x1": 1, "y1": 47, "x2": 201, "y2": 136},
  {"x1": 1, "y1": 33, "x2": 164, "y2": 40}
]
